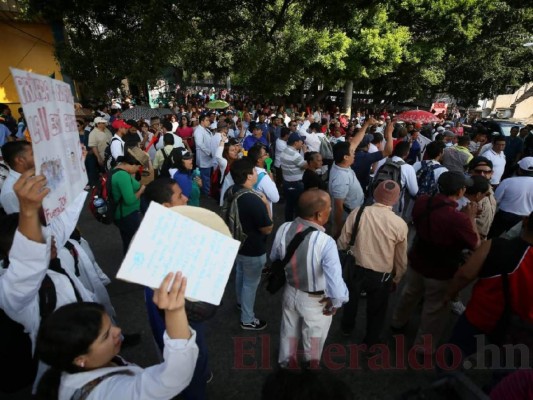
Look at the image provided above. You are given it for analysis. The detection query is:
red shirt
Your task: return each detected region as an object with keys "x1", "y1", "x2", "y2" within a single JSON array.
[
  {"x1": 410, "y1": 194, "x2": 478, "y2": 280},
  {"x1": 466, "y1": 238, "x2": 533, "y2": 333}
]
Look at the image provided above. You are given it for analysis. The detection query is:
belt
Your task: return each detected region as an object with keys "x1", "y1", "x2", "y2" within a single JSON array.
[
  {"x1": 305, "y1": 290, "x2": 324, "y2": 296},
  {"x1": 356, "y1": 265, "x2": 392, "y2": 282}
]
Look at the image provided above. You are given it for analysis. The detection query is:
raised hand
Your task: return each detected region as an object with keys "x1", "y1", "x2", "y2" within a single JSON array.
[{"x1": 153, "y1": 272, "x2": 187, "y2": 312}]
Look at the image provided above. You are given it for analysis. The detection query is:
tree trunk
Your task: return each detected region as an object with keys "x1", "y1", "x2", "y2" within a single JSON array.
[{"x1": 343, "y1": 80, "x2": 353, "y2": 117}]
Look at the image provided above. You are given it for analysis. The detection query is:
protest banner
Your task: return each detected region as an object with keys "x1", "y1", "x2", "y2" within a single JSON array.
[
  {"x1": 10, "y1": 68, "x2": 86, "y2": 223},
  {"x1": 117, "y1": 202, "x2": 240, "y2": 305}
]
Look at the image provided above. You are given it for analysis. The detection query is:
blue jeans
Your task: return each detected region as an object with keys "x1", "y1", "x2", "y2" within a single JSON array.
[
  {"x1": 283, "y1": 180, "x2": 304, "y2": 221},
  {"x1": 235, "y1": 254, "x2": 266, "y2": 324},
  {"x1": 199, "y1": 167, "x2": 212, "y2": 195}
]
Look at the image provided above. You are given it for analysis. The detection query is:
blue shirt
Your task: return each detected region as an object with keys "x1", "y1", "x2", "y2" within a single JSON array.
[
  {"x1": 352, "y1": 150, "x2": 384, "y2": 191},
  {"x1": 0, "y1": 124, "x2": 10, "y2": 147},
  {"x1": 243, "y1": 135, "x2": 268, "y2": 151},
  {"x1": 504, "y1": 136, "x2": 523, "y2": 163}
]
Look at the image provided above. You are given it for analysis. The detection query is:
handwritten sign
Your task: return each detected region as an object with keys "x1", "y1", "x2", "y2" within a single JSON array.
[
  {"x1": 116, "y1": 202, "x2": 240, "y2": 305},
  {"x1": 10, "y1": 68, "x2": 86, "y2": 223}
]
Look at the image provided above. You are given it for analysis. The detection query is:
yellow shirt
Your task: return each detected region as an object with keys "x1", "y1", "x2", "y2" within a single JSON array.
[{"x1": 337, "y1": 203, "x2": 408, "y2": 283}]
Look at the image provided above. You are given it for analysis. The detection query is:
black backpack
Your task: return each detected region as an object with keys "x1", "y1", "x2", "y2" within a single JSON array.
[
  {"x1": 0, "y1": 274, "x2": 57, "y2": 393},
  {"x1": 103, "y1": 137, "x2": 123, "y2": 172}
]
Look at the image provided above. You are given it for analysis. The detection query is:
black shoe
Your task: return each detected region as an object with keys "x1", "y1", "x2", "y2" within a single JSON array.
[{"x1": 121, "y1": 333, "x2": 141, "y2": 348}]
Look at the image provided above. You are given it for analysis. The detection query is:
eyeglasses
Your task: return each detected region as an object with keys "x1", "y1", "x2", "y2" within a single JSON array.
[{"x1": 473, "y1": 169, "x2": 492, "y2": 174}]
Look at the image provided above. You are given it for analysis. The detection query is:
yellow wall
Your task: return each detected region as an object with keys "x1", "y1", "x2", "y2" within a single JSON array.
[{"x1": 0, "y1": 21, "x2": 63, "y2": 119}]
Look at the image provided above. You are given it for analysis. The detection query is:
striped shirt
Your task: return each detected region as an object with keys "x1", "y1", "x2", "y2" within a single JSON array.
[{"x1": 280, "y1": 146, "x2": 306, "y2": 182}]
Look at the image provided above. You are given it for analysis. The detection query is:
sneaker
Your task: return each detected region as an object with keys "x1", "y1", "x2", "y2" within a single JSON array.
[
  {"x1": 451, "y1": 300, "x2": 466, "y2": 315},
  {"x1": 240, "y1": 318, "x2": 267, "y2": 331}
]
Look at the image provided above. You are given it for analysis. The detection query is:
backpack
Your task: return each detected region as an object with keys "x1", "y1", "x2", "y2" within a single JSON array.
[
  {"x1": 221, "y1": 186, "x2": 261, "y2": 248},
  {"x1": 157, "y1": 148, "x2": 172, "y2": 179},
  {"x1": 416, "y1": 161, "x2": 443, "y2": 196},
  {"x1": 318, "y1": 136, "x2": 334, "y2": 160},
  {"x1": 0, "y1": 272, "x2": 59, "y2": 393},
  {"x1": 103, "y1": 137, "x2": 123, "y2": 172},
  {"x1": 371, "y1": 158, "x2": 404, "y2": 191},
  {"x1": 210, "y1": 165, "x2": 230, "y2": 202},
  {"x1": 88, "y1": 169, "x2": 122, "y2": 224}
]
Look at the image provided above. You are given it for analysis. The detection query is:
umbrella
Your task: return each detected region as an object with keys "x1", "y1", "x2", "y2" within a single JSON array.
[
  {"x1": 205, "y1": 100, "x2": 230, "y2": 109},
  {"x1": 120, "y1": 106, "x2": 160, "y2": 120},
  {"x1": 395, "y1": 110, "x2": 440, "y2": 124},
  {"x1": 156, "y1": 108, "x2": 173, "y2": 117}
]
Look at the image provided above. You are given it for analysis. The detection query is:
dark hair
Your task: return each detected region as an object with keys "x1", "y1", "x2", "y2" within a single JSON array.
[
  {"x1": 280, "y1": 127, "x2": 290, "y2": 138},
  {"x1": 493, "y1": 135, "x2": 506, "y2": 144},
  {"x1": 425, "y1": 141, "x2": 445, "y2": 159},
  {"x1": 247, "y1": 144, "x2": 266, "y2": 165},
  {"x1": 457, "y1": 135, "x2": 470, "y2": 146},
  {"x1": 167, "y1": 147, "x2": 188, "y2": 173},
  {"x1": 304, "y1": 151, "x2": 320, "y2": 163},
  {"x1": 261, "y1": 368, "x2": 353, "y2": 400},
  {"x1": 393, "y1": 141, "x2": 410, "y2": 158},
  {"x1": 371, "y1": 132, "x2": 383, "y2": 144},
  {"x1": 298, "y1": 189, "x2": 328, "y2": 218},
  {"x1": 333, "y1": 141, "x2": 351, "y2": 164},
  {"x1": 309, "y1": 122, "x2": 320, "y2": 132},
  {"x1": 162, "y1": 119, "x2": 173, "y2": 132},
  {"x1": 469, "y1": 156, "x2": 493, "y2": 171},
  {"x1": 230, "y1": 158, "x2": 255, "y2": 185},
  {"x1": 465, "y1": 175, "x2": 490, "y2": 196},
  {"x1": 199, "y1": 114, "x2": 209, "y2": 124},
  {"x1": 163, "y1": 133, "x2": 175, "y2": 146},
  {"x1": 150, "y1": 116, "x2": 160, "y2": 123},
  {"x1": 1, "y1": 141, "x2": 31, "y2": 168},
  {"x1": 36, "y1": 303, "x2": 105, "y2": 399},
  {"x1": 144, "y1": 178, "x2": 177, "y2": 205},
  {"x1": 179, "y1": 115, "x2": 189, "y2": 127}
]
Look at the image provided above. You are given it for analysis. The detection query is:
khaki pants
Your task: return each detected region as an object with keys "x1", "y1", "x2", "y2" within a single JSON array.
[{"x1": 391, "y1": 268, "x2": 450, "y2": 354}]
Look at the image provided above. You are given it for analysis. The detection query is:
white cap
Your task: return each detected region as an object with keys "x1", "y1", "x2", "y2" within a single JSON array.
[
  {"x1": 518, "y1": 157, "x2": 533, "y2": 171},
  {"x1": 94, "y1": 116, "x2": 107, "y2": 124}
]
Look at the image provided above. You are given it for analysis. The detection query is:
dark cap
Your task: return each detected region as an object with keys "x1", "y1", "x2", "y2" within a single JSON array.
[
  {"x1": 358, "y1": 134, "x2": 374, "y2": 149},
  {"x1": 287, "y1": 132, "x2": 305, "y2": 145},
  {"x1": 438, "y1": 171, "x2": 473, "y2": 195},
  {"x1": 126, "y1": 119, "x2": 139, "y2": 129},
  {"x1": 469, "y1": 156, "x2": 493, "y2": 171},
  {"x1": 178, "y1": 148, "x2": 193, "y2": 160}
]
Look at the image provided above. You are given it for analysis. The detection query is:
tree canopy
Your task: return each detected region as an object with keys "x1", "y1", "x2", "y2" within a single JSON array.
[{"x1": 26, "y1": 0, "x2": 533, "y2": 105}]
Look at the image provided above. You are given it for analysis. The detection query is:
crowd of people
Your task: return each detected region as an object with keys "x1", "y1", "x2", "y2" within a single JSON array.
[{"x1": 0, "y1": 96, "x2": 532, "y2": 399}]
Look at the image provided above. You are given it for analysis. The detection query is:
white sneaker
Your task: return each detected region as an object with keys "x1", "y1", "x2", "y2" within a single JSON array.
[{"x1": 451, "y1": 300, "x2": 466, "y2": 315}]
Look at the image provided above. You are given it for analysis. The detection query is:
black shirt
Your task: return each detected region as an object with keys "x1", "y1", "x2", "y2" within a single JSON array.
[
  {"x1": 302, "y1": 169, "x2": 327, "y2": 191},
  {"x1": 230, "y1": 185, "x2": 272, "y2": 256}
]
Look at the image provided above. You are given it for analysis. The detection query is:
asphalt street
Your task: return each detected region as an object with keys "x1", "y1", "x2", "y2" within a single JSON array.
[{"x1": 7, "y1": 195, "x2": 491, "y2": 400}]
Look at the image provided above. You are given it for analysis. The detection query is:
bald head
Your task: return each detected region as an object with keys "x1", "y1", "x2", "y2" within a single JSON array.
[{"x1": 298, "y1": 189, "x2": 330, "y2": 219}]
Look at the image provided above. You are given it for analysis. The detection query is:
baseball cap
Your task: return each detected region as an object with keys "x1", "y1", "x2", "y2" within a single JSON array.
[
  {"x1": 111, "y1": 119, "x2": 132, "y2": 130},
  {"x1": 518, "y1": 157, "x2": 533, "y2": 171},
  {"x1": 287, "y1": 132, "x2": 305, "y2": 145},
  {"x1": 438, "y1": 171, "x2": 473, "y2": 195},
  {"x1": 94, "y1": 116, "x2": 107, "y2": 124},
  {"x1": 358, "y1": 134, "x2": 374, "y2": 149},
  {"x1": 127, "y1": 147, "x2": 150, "y2": 169}
]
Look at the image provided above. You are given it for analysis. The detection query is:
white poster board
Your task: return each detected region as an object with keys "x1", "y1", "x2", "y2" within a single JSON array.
[
  {"x1": 116, "y1": 202, "x2": 240, "y2": 305},
  {"x1": 10, "y1": 68, "x2": 86, "y2": 223}
]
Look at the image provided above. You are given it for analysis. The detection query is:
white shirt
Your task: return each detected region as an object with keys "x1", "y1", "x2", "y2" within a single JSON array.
[
  {"x1": 481, "y1": 149, "x2": 506, "y2": 185},
  {"x1": 303, "y1": 132, "x2": 321, "y2": 153},
  {"x1": 110, "y1": 134, "x2": 125, "y2": 160},
  {"x1": 494, "y1": 176, "x2": 533, "y2": 215},
  {"x1": 156, "y1": 133, "x2": 184, "y2": 150},
  {"x1": 274, "y1": 139, "x2": 288, "y2": 168},
  {"x1": 368, "y1": 143, "x2": 379, "y2": 154},
  {"x1": 298, "y1": 120, "x2": 311, "y2": 136},
  {"x1": 254, "y1": 166, "x2": 279, "y2": 214},
  {"x1": 0, "y1": 168, "x2": 20, "y2": 213},
  {"x1": 193, "y1": 125, "x2": 214, "y2": 168}
]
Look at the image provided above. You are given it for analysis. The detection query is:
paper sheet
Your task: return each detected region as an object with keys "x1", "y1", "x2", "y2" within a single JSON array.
[{"x1": 116, "y1": 202, "x2": 240, "y2": 305}]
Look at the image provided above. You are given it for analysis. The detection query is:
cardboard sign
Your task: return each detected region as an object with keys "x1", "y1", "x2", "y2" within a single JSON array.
[{"x1": 10, "y1": 68, "x2": 86, "y2": 223}]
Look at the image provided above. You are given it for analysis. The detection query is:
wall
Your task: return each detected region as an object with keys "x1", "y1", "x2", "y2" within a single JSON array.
[{"x1": 0, "y1": 21, "x2": 63, "y2": 118}]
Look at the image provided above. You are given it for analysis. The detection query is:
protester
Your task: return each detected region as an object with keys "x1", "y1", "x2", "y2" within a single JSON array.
[
  {"x1": 270, "y1": 189, "x2": 348, "y2": 367},
  {"x1": 338, "y1": 180, "x2": 408, "y2": 344},
  {"x1": 153, "y1": 133, "x2": 174, "y2": 176},
  {"x1": 35, "y1": 272, "x2": 198, "y2": 400},
  {"x1": 0, "y1": 141, "x2": 34, "y2": 213},
  {"x1": 111, "y1": 148, "x2": 148, "y2": 254},
  {"x1": 467, "y1": 156, "x2": 497, "y2": 239},
  {"x1": 88, "y1": 117, "x2": 112, "y2": 169},
  {"x1": 170, "y1": 148, "x2": 202, "y2": 207},
  {"x1": 302, "y1": 151, "x2": 327, "y2": 191},
  {"x1": 194, "y1": 114, "x2": 215, "y2": 195},
  {"x1": 481, "y1": 135, "x2": 506, "y2": 187},
  {"x1": 247, "y1": 144, "x2": 279, "y2": 214},
  {"x1": 280, "y1": 132, "x2": 308, "y2": 221}
]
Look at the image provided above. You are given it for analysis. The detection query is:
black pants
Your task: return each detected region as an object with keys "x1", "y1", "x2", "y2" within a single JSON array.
[
  {"x1": 115, "y1": 211, "x2": 142, "y2": 255},
  {"x1": 488, "y1": 210, "x2": 523, "y2": 239},
  {"x1": 341, "y1": 265, "x2": 392, "y2": 345}
]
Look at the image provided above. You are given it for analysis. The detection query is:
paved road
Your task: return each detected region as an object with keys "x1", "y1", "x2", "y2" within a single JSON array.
[{"x1": 7, "y1": 195, "x2": 490, "y2": 400}]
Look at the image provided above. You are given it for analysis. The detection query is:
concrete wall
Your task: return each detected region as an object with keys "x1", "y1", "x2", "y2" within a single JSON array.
[{"x1": 0, "y1": 21, "x2": 63, "y2": 118}]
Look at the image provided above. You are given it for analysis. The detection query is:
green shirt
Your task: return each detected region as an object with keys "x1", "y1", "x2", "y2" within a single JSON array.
[{"x1": 111, "y1": 169, "x2": 141, "y2": 219}]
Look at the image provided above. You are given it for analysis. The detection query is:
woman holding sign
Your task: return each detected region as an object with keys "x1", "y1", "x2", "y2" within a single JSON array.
[
  {"x1": 111, "y1": 148, "x2": 148, "y2": 254},
  {"x1": 35, "y1": 272, "x2": 198, "y2": 400}
]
